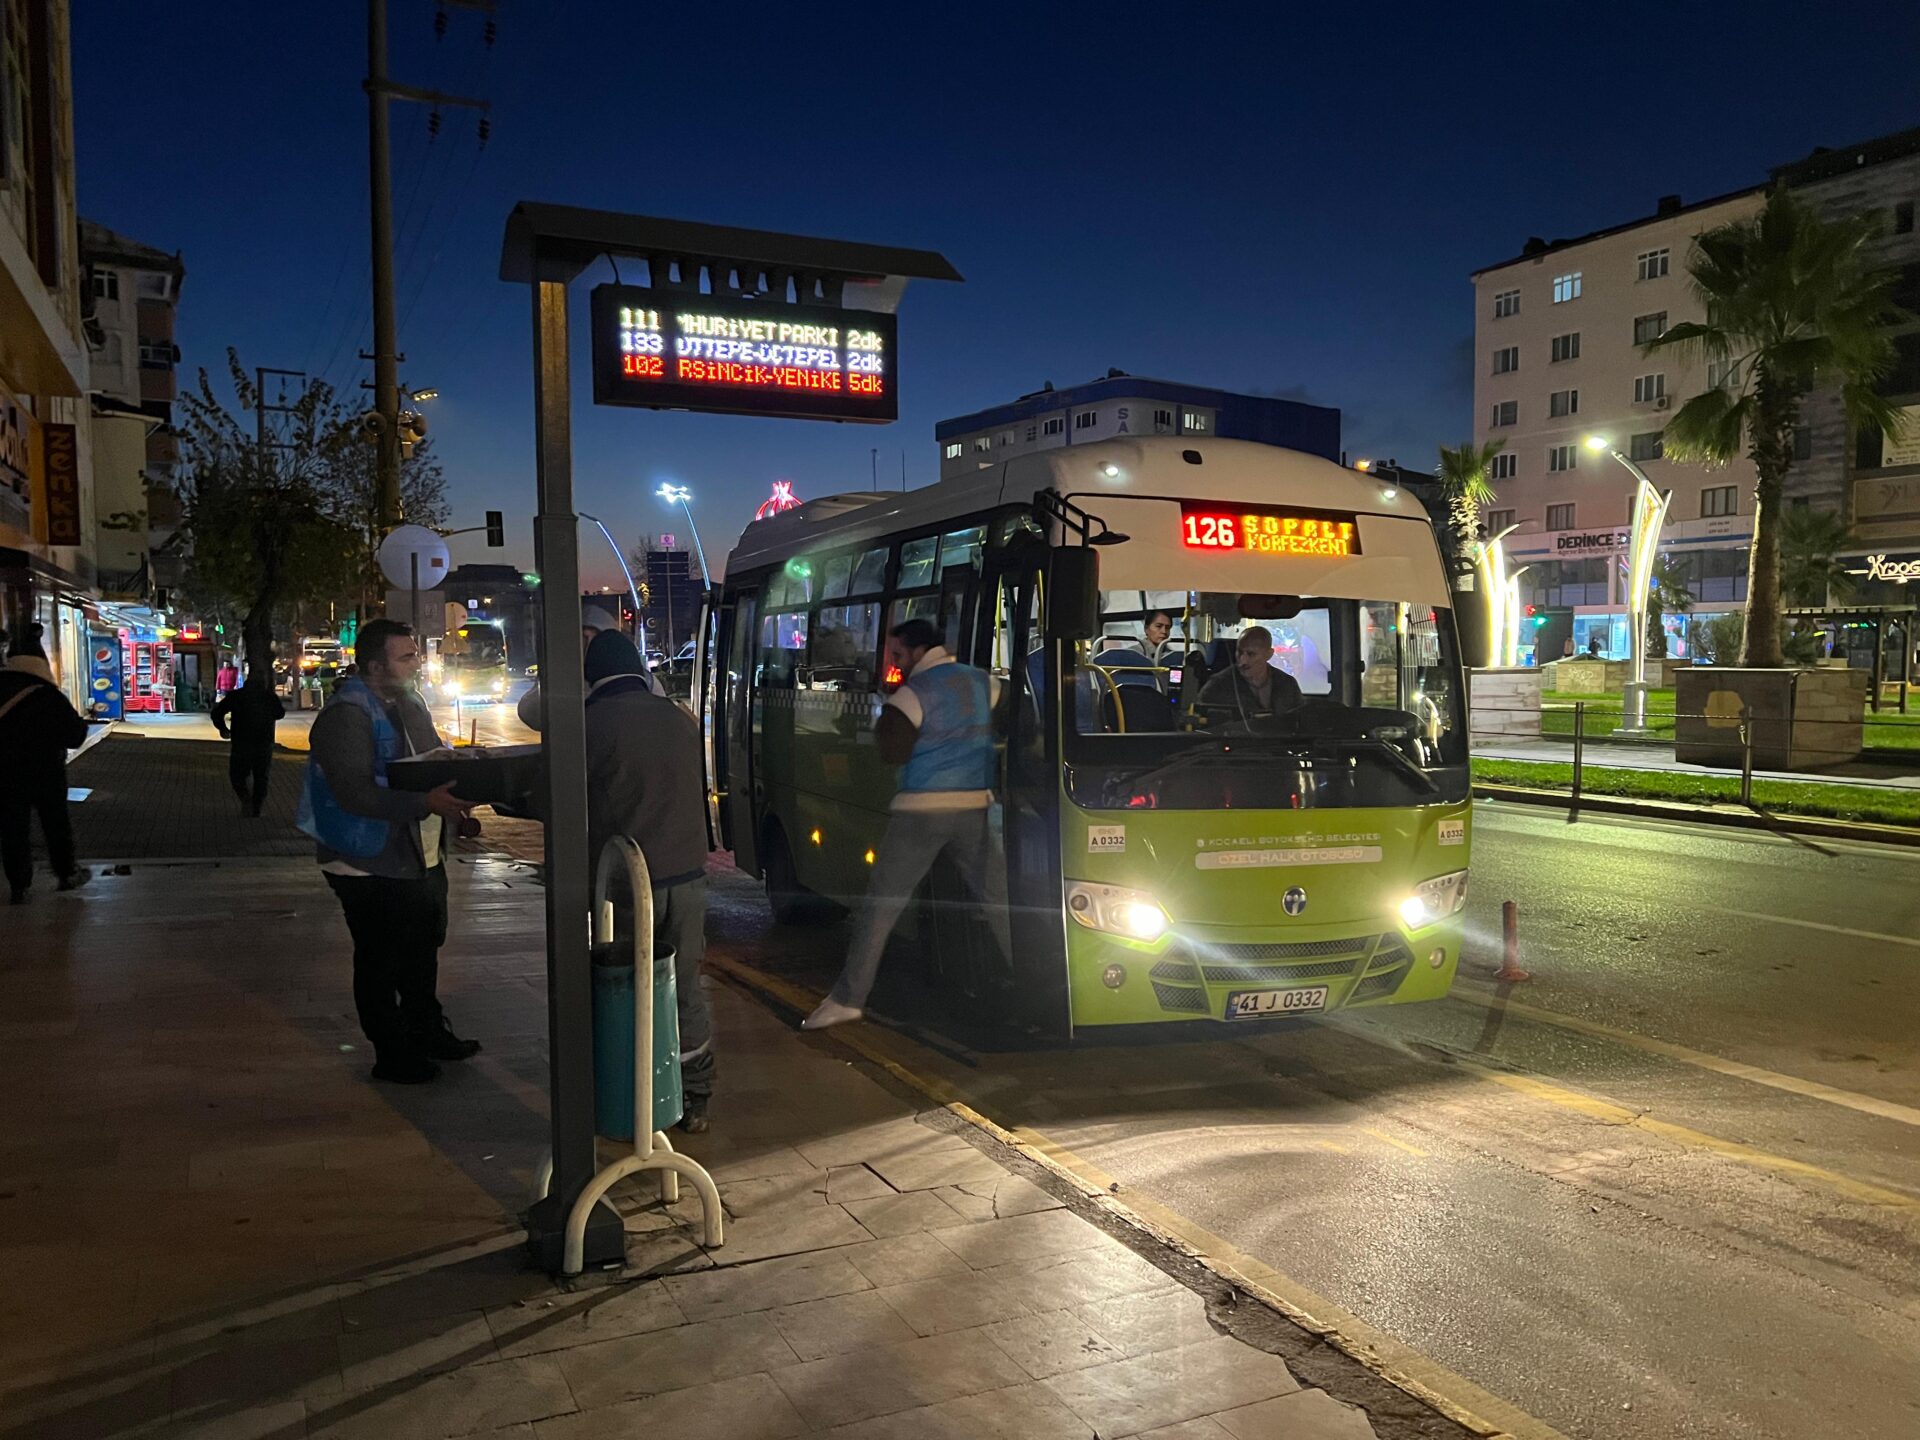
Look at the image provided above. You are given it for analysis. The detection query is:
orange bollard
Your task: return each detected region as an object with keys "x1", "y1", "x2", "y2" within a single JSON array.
[{"x1": 1494, "y1": 900, "x2": 1531, "y2": 983}]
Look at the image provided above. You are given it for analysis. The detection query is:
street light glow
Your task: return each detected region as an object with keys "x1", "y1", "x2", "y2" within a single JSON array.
[
  {"x1": 657, "y1": 483, "x2": 691, "y2": 503},
  {"x1": 1583, "y1": 435, "x2": 1611, "y2": 452}
]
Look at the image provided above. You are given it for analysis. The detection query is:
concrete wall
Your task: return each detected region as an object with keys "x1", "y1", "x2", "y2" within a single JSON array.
[{"x1": 1470, "y1": 666, "x2": 1542, "y2": 738}]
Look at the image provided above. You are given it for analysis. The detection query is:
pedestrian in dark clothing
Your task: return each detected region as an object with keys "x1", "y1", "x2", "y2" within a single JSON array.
[
  {"x1": 298, "y1": 619, "x2": 475, "y2": 1085},
  {"x1": 0, "y1": 624, "x2": 92, "y2": 904},
  {"x1": 580, "y1": 629, "x2": 717, "y2": 1130},
  {"x1": 210, "y1": 670, "x2": 286, "y2": 816}
]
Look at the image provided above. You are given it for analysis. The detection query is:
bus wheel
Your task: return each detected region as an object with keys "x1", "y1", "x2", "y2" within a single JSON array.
[{"x1": 762, "y1": 823, "x2": 816, "y2": 926}]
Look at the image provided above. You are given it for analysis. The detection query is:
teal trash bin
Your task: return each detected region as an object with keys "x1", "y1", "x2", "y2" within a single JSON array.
[{"x1": 590, "y1": 944, "x2": 684, "y2": 1140}]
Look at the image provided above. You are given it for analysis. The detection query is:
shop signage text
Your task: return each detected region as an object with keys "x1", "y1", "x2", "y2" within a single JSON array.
[
  {"x1": 1860, "y1": 553, "x2": 1920, "y2": 584},
  {"x1": 1555, "y1": 529, "x2": 1629, "y2": 552},
  {"x1": 0, "y1": 384, "x2": 31, "y2": 498},
  {"x1": 42, "y1": 422, "x2": 79, "y2": 546}
]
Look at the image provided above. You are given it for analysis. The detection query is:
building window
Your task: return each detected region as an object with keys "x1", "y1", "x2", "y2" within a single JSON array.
[
  {"x1": 1491, "y1": 400, "x2": 1517, "y2": 428},
  {"x1": 1547, "y1": 445, "x2": 1578, "y2": 473},
  {"x1": 1633, "y1": 373, "x2": 1666, "y2": 405},
  {"x1": 1897, "y1": 201, "x2": 1914, "y2": 236},
  {"x1": 1633, "y1": 311, "x2": 1667, "y2": 345},
  {"x1": 1025, "y1": 425, "x2": 1037, "y2": 442},
  {"x1": 1550, "y1": 332, "x2": 1580, "y2": 363},
  {"x1": 1182, "y1": 412, "x2": 1210, "y2": 433},
  {"x1": 1494, "y1": 289, "x2": 1520, "y2": 318},
  {"x1": 1153, "y1": 408, "x2": 1173, "y2": 430},
  {"x1": 1552, "y1": 272, "x2": 1582, "y2": 303},
  {"x1": 1707, "y1": 360, "x2": 1740, "y2": 391},
  {"x1": 1549, "y1": 389, "x2": 1579, "y2": 418},
  {"x1": 1492, "y1": 346, "x2": 1519, "y2": 375},
  {"x1": 943, "y1": 442, "x2": 962, "y2": 460},
  {"x1": 1074, "y1": 411, "x2": 1098, "y2": 431},
  {"x1": 973, "y1": 436, "x2": 992, "y2": 453},
  {"x1": 91, "y1": 270, "x2": 119, "y2": 301},
  {"x1": 1043, "y1": 417, "x2": 1064, "y2": 436},
  {"x1": 1793, "y1": 425, "x2": 1812, "y2": 461},
  {"x1": 998, "y1": 431, "x2": 1014, "y2": 448},
  {"x1": 1629, "y1": 430, "x2": 1665, "y2": 462},
  {"x1": 1636, "y1": 248, "x2": 1670, "y2": 281},
  {"x1": 1546, "y1": 502, "x2": 1576, "y2": 530},
  {"x1": 1485, "y1": 508, "x2": 1515, "y2": 533},
  {"x1": 1701, "y1": 485, "x2": 1737, "y2": 518},
  {"x1": 139, "y1": 340, "x2": 175, "y2": 369},
  {"x1": 1490, "y1": 452, "x2": 1517, "y2": 481},
  {"x1": 137, "y1": 273, "x2": 171, "y2": 299}
]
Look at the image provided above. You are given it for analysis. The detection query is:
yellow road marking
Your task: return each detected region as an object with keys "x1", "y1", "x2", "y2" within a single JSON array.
[
  {"x1": 1315, "y1": 1138, "x2": 1350, "y2": 1154},
  {"x1": 1449, "y1": 987, "x2": 1920, "y2": 1130},
  {"x1": 1709, "y1": 907, "x2": 1920, "y2": 950},
  {"x1": 707, "y1": 953, "x2": 1559, "y2": 1440},
  {"x1": 1362, "y1": 1126, "x2": 1429, "y2": 1158}
]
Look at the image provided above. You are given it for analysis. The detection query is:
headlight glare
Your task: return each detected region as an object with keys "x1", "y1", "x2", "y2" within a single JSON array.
[
  {"x1": 1066, "y1": 882, "x2": 1171, "y2": 943},
  {"x1": 1401, "y1": 869, "x2": 1469, "y2": 929}
]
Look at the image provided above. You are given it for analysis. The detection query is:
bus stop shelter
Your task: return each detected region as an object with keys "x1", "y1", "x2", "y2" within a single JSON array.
[{"x1": 1783, "y1": 604, "x2": 1915, "y2": 712}]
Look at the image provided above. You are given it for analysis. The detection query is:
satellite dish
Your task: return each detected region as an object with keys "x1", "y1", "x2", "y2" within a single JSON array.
[{"x1": 377, "y1": 525, "x2": 451, "y2": 590}]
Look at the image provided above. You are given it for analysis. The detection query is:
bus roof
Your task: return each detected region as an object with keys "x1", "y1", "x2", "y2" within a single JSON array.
[{"x1": 722, "y1": 437, "x2": 1450, "y2": 606}]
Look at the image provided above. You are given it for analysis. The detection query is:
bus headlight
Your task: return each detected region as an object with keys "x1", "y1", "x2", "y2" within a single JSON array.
[
  {"x1": 1400, "y1": 870, "x2": 1469, "y2": 928},
  {"x1": 1066, "y1": 882, "x2": 1170, "y2": 942},
  {"x1": 491, "y1": 678, "x2": 505, "y2": 694}
]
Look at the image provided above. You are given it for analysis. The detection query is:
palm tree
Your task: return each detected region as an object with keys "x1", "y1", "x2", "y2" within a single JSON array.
[
  {"x1": 1777, "y1": 505, "x2": 1857, "y2": 607},
  {"x1": 1649, "y1": 188, "x2": 1905, "y2": 667},
  {"x1": 1434, "y1": 439, "x2": 1505, "y2": 668}
]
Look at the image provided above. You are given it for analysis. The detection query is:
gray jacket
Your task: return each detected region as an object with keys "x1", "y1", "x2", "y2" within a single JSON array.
[
  {"x1": 583, "y1": 675, "x2": 709, "y2": 889},
  {"x1": 309, "y1": 685, "x2": 445, "y2": 879}
]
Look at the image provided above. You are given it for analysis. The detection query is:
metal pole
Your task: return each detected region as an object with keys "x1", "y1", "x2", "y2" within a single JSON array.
[
  {"x1": 524, "y1": 277, "x2": 621, "y2": 1272},
  {"x1": 1571, "y1": 700, "x2": 1585, "y2": 809},
  {"x1": 1739, "y1": 713, "x2": 1755, "y2": 809},
  {"x1": 582, "y1": 514, "x2": 643, "y2": 632},
  {"x1": 367, "y1": 0, "x2": 403, "y2": 536},
  {"x1": 409, "y1": 552, "x2": 420, "y2": 648},
  {"x1": 675, "y1": 495, "x2": 711, "y2": 587}
]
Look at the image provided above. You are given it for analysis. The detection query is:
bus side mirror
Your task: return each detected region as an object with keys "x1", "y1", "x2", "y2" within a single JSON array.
[{"x1": 1045, "y1": 548, "x2": 1100, "y2": 641}]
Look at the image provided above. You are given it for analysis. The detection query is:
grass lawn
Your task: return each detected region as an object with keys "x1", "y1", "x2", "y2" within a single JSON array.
[
  {"x1": 1472, "y1": 757, "x2": 1920, "y2": 827},
  {"x1": 1539, "y1": 688, "x2": 1920, "y2": 750}
]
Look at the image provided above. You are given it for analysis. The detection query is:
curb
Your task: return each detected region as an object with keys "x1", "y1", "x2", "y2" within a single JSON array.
[
  {"x1": 1472, "y1": 782, "x2": 1920, "y2": 848},
  {"x1": 707, "y1": 951, "x2": 1553, "y2": 1440}
]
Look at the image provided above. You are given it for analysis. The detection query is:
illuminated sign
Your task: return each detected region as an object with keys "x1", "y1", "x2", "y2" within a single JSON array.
[
  {"x1": 1179, "y1": 502, "x2": 1361, "y2": 557},
  {"x1": 590, "y1": 286, "x2": 897, "y2": 423},
  {"x1": 1858, "y1": 553, "x2": 1920, "y2": 583},
  {"x1": 754, "y1": 480, "x2": 802, "y2": 521},
  {"x1": 1555, "y1": 529, "x2": 1628, "y2": 552}
]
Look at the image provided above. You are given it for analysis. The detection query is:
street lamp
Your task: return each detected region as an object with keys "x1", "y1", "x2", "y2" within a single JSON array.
[
  {"x1": 1584, "y1": 435, "x2": 1673, "y2": 736},
  {"x1": 656, "y1": 483, "x2": 712, "y2": 582},
  {"x1": 577, "y1": 512, "x2": 644, "y2": 635}
]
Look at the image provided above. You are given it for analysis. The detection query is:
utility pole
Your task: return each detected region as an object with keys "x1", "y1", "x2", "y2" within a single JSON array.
[{"x1": 363, "y1": 0, "x2": 493, "y2": 538}]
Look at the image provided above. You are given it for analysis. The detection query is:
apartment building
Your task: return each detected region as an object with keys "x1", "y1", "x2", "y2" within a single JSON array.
[
  {"x1": 935, "y1": 371, "x2": 1339, "y2": 481},
  {"x1": 1471, "y1": 188, "x2": 1765, "y2": 656}
]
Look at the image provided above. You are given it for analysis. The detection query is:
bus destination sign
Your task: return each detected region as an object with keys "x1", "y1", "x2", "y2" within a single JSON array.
[
  {"x1": 590, "y1": 285, "x2": 897, "y2": 422},
  {"x1": 1180, "y1": 502, "x2": 1362, "y2": 557}
]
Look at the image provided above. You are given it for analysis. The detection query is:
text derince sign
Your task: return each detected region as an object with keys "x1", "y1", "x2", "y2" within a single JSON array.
[{"x1": 590, "y1": 286, "x2": 897, "y2": 423}]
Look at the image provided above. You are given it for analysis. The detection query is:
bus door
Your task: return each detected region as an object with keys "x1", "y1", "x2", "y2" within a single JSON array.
[{"x1": 720, "y1": 591, "x2": 760, "y2": 873}]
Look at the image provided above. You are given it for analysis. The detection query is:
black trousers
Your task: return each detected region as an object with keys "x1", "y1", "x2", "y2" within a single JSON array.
[
  {"x1": 326, "y1": 865, "x2": 450, "y2": 1064},
  {"x1": 1, "y1": 777, "x2": 75, "y2": 892},
  {"x1": 229, "y1": 742, "x2": 272, "y2": 812}
]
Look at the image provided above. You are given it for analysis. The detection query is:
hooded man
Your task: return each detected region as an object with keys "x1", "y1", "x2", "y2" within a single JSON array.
[
  {"x1": 581, "y1": 628, "x2": 716, "y2": 1130},
  {"x1": 0, "y1": 624, "x2": 92, "y2": 903}
]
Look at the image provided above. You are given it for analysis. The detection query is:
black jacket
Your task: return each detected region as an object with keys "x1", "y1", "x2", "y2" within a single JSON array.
[
  {"x1": 0, "y1": 659, "x2": 90, "y2": 788},
  {"x1": 211, "y1": 683, "x2": 285, "y2": 746}
]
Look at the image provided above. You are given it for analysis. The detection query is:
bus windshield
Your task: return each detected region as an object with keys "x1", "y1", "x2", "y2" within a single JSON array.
[{"x1": 1058, "y1": 588, "x2": 1468, "y2": 810}]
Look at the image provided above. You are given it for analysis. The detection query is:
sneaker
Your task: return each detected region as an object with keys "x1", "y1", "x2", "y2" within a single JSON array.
[
  {"x1": 371, "y1": 1056, "x2": 441, "y2": 1085},
  {"x1": 800, "y1": 997, "x2": 864, "y2": 1031},
  {"x1": 56, "y1": 867, "x2": 92, "y2": 892},
  {"x1": 678, "y1": 1097, "x2": 711, "y2": 1134},
  {"x1": 415, "y1": 1021, "x2": 481, "y2": 1061}
]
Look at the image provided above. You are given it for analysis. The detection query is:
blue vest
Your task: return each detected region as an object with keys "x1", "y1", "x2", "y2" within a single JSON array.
[
  {"x1": 899, "y1": 661, "x2": 993, "y2": 793},
  {"x1": 295, "y1": 678, "x2": 400, "y2": 857}
]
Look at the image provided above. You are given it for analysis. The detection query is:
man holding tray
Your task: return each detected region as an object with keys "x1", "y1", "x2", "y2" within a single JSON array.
[{"x1": 299, "y1": 619, "x2": 478, "y2": 1085}]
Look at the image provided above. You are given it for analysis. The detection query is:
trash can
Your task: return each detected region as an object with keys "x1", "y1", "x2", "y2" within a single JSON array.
[{"x1": 590, "y1": 943, "x2": 684, "y2": 1140}]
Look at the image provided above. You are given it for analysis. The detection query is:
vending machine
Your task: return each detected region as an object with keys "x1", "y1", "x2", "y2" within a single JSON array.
[{"x1": 123, "y1": 634, "x2": 174, "y2": 713}]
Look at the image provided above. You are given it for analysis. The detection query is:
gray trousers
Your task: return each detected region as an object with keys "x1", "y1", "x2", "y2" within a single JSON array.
[
  {"x1": 621, "y1": 877, "x2": 714, "y2": 1100},
  {"x1": 830, "y1": 807, "x2": 1008, "y2": 1009}
]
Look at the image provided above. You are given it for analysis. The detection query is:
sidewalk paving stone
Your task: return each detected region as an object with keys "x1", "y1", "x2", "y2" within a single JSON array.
[{"x1": 1042, "y1": 1335, "x2": 1300, "y2": 1437}]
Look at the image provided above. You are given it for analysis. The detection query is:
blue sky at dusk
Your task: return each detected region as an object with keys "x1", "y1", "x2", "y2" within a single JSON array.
[{"x1": 72, "y1": 2, "x2": 1920, "y2": 585}]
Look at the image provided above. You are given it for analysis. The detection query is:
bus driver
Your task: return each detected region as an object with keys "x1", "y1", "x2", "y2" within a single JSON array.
[{"x1": 1196, "y1": 626, "x2": 1302, "y2": 729}]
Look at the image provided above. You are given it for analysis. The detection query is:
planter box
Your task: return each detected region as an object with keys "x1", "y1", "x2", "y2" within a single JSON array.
[
  {"x1": 1673, "y1": 668, "x2": 1866, "y2": 770},
  {"x1": 1470, "y1": 667, "x2": 1543, "y2": 739},
  {"x1": 1547, "y1": 658, "x2": 1630, "y2": 694}
]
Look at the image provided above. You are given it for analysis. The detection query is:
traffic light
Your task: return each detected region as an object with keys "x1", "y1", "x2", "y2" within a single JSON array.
[
  {"x1": 485, "y1": 510, "x2": 505, "y2": 547},
  {"x1": 1526, "y1": 604, "x2": 1546, "y2": 629}
]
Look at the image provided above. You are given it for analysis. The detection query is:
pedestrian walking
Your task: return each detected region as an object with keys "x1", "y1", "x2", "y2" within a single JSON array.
[
  {"x1": 216, "y1": 660, "x2": 239, "y2": 698},
  {"x1": 210, "y1": 667, "x2": 285, "y2": 816},
  {"x1": 578, "y1": 629, "x2": 716, "y2": 1130},
  {"x1": 804, "y1": 618, "x2": 1007, "y2": 1030},
  {"x1": 0, "y1": 624, "x2": 92, "y2": 904},
  {"x1": 298, "y1": 619, "x2": 477, "y2": 1084}
]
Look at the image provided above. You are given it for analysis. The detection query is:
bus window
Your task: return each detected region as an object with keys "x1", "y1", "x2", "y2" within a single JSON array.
[
  {"x1": 940, "y1": 525, "x2": 986, "y2": 575},
  {"x1": 898, "y1": 536, "x2": 938, "y2": 589},
  {"x1": 812, "y1": 602, "x2": 881, "y2": 691},
  {"x1": 850, "y1": 544, "x2": 890, "y2": 595},
  {"x1": 757, "y1": 612, "x2": 809, "y2": 688},
  {"x1": 822, "y1": 554, "x2": 853, "y2": 601},
  {"x1": 781, "y1": 558, "x2": 817, "y2": 606}
]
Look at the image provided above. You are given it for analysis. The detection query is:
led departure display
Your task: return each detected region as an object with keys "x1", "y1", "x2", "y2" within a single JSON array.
[
  {"x1": 1179, "y1": 502, "x2": 1362, "y2": 557},
  {"x1": 590, "y1": 286, "x2": 897, "y2": 422}
]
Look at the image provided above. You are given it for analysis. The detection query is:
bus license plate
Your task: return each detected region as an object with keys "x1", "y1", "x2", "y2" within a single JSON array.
[{"x1": 1226, "y1": 987, "x2": 1329, "y2": 1019}]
